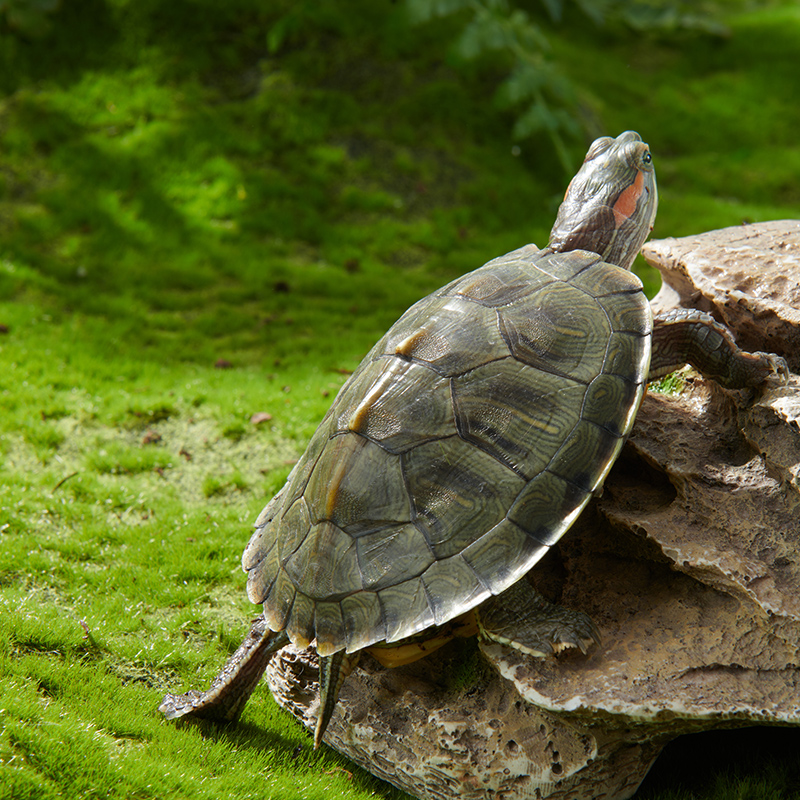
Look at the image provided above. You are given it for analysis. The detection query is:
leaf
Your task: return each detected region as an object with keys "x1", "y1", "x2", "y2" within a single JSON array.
[
  {"x1": 267, "y1": 16, "x2": 292, "y2": 55},
  {"x1": 615, "y1": 0, "x2": 730, "y2": 36},
  {"x1": 574, "y1": 0, "x2": 612, "y2": 26},
  {"x1": 511, "y1": 102, "x2": 558, "y2": 138},
  {"x1": 508, "y1": 8, "x2": 550, "y2": 51},
  {"x1": 406, "y1": 0, "x2": 471, "y2": 24},
  {"x1": 539, "y1": 0, "x2": 564, "y2": 22},
  {"x1": 496, "y1": 62, "x2": 547, "y2": 107},
  {"x1": 511, "y1": 101, "x2": 579, "y2": 140}
]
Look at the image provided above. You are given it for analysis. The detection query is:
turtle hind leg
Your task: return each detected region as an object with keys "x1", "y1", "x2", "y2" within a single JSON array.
[
  {"x1": 314, "y1": 650, "x2": 360, "y2": 749},
  {"x1": 159, "y1": 615, "x2": 289, "y2": 723},
  {"x1": 477, "y1": 580, "x2": 600, "y2": 657}
]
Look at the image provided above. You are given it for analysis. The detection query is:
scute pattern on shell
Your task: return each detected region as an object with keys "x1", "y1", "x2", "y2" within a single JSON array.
[{"x1": 244, "y1": 245, "x2": 652, "y2": 656}]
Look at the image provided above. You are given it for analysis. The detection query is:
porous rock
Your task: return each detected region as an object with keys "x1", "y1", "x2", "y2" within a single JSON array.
[{"x1": 266, "y1": 221, "x2": 800, "y2": 800}]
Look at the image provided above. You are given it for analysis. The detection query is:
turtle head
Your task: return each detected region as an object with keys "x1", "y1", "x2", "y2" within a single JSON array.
[{"x1": 547, "y1": 130, "x2": 657, "y2": 271}]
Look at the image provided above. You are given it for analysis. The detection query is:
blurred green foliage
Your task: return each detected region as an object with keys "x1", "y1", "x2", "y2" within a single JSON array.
[
  {"x1": 0, "y1": 0, "x2": 58, "y2": 36},
  {"x1": 404, "y1": 0, "x2": 744, "y2": 171}
]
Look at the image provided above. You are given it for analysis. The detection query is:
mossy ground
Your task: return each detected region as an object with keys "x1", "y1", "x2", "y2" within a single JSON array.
[{"x1": 1, "y1": 1, "x2": 799, "y2": 798}]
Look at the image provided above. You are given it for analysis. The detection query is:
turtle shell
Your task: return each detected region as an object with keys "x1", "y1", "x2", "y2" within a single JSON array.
[{"x1": 242, "y1": 245, "x2": 652, "y2": 657}]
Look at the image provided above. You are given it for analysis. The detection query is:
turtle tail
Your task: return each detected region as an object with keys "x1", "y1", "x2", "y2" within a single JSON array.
[{"x1": 315, "y1": 650, "x2": 361, "y2": 749}]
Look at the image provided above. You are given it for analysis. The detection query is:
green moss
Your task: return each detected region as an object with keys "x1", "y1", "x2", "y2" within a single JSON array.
[
  {"x1": 20, "y1": 420, "x2": 66, "y2": 462},
  {"x1": 85, "y1": 441, "x2": 173, "y2": 475},
  {"x1": 649, "y1": 368, "x2": 689, "y2": 396},
  {"x1": 202, "y1": 472, "x2": 249, "y2": 498},
  {"x1": 220, "y1": 421, "x2": 248, "y2": 442},
  {"x1": 124, "y1": 404, "x2": 178, "y2": 428}
]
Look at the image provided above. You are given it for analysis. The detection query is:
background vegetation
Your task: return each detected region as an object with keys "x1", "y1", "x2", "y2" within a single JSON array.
[{"x1": 1, "y1": 1, "x2": 798, "y2": 798}]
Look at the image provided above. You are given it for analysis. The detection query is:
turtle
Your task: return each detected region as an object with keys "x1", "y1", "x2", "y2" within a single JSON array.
[{"x1": 159, "y1": 130, "x2": 788, "y2": 748}]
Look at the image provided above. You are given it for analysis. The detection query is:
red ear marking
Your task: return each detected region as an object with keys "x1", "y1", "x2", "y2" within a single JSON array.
[{"x1": 612, "y1": 169, "x2": 644, "y2": 227}]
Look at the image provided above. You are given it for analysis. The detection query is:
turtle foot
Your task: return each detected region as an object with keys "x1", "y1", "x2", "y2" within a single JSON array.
[
  {"x1": 159, "y1": 617, "x2": 289, "y2": 724},
  {"x1": 756, "y1": 352, "x2": 790, "y2": 385},
  {"x1": 509, "y1": 605, "x2": 601, "y2": 657},
  {"x1": 477, "y1": 580, "x2": 600, "y2": 658}
]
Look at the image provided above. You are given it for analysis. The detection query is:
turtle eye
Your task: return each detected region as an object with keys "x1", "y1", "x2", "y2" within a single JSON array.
[{"x1": 627, "y1": 143, "x2": 653, "y2": 171}]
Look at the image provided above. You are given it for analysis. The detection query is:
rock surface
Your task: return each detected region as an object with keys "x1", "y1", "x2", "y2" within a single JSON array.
[{"x1": 266, "y1": 221, "x2": 800, "y2": 800}]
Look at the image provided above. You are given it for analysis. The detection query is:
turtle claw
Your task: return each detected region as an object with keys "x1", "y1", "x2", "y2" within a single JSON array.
[
  {"x1": 158, "y1": 690, "x2": 202, "y2": 720},
  {"x1": 767, "y1": 354, "x2": 790, "y2": 385},
  {"x1": 546, "y1": 611, "x2": 601, "y2": 656}
]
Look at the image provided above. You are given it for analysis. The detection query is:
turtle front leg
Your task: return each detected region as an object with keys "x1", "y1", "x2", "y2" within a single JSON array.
[
  {"x1": 476, "y1": 580, "x2": 600, "y2": 657},
  {"x1": 650, "y1": 308, "x2": 789, "y2": 388},
  {"x1": 159, "y1": 615, "x2": 288, "y2": 723}
]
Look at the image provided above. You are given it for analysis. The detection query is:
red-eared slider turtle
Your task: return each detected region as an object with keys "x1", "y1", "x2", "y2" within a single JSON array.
[{"x1": 159, "y1": 131, "x2": 787, "y2": 747}]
